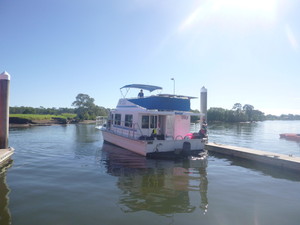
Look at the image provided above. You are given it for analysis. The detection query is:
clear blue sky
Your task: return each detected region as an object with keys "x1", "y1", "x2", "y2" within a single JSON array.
[{"x1": 1, "y1": 0, "x2": 299, "y2": 115}]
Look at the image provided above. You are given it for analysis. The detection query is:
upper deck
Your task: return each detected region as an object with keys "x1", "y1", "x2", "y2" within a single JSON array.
[
  {"x1": 119, "y1": 84, "x2": 197, "y2": 112},
  {"x1": 127, "y1": 95, "x2": 191, "y2": 111}
]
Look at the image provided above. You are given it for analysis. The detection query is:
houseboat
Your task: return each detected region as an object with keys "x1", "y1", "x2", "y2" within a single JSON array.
[{"x1": 97, "y1": 84, "x2": 208, "y2": 159}]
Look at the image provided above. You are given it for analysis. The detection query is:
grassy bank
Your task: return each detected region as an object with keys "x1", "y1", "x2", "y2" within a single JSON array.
[{"x1": 10, "y1": 113, "x2": 77, "y2": 121}]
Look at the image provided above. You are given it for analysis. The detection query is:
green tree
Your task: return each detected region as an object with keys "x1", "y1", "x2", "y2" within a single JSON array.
[
  {"x1": 232, "y1": 103, "x2": 247, "y2": 122},
  {"x1": 72, "y1": 94, "x2": 97, "y2": 120},
  {"x1": 207, "y1": 104, "x2": 266, "y2": 122},
  {"x1": 207, "y1": 107, "x2": 227, "y2": 122},
  {"x1": 232, "y1": 103, "x2": 242, "y2": 112},
  {"x1": 243, "y1": 104, "x2": 254, "y2": 121},
  {"x1": 190, "y1": 109, "x2": 200, "y2": 123},
  {"x1": 252, "y1": 110, "x2": 265, "y2": 121},
  {"x1": 23, "y1": 107, "x2": 36, "y2": 114},
  {"x1": 72, "y1": 93, "x2": 108, "y2": 120}
]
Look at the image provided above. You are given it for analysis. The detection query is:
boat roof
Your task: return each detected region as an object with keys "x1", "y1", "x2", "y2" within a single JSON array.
[
  {"x1": 157, "y1": 94, "x2": 197, "y2": 99},
  {"x1": 121, "y1": 84, "x2": 162, "y2": 92},
  {"x1": 112, "y1": 108, "x2": 203, "y2": 116}
]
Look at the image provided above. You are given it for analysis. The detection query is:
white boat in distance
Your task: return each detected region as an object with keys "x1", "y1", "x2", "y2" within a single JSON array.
[{"x1": 97, "y1": 84, "x2": 208, "y2": 159}]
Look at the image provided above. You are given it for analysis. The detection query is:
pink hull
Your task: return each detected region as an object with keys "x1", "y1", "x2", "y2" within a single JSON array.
[
  {"x1": 280, "y1": 133, "x2": 300, "y2": 141},
  {"x1": 102, "y1": 130, "x2": 147, "y2": 156}
]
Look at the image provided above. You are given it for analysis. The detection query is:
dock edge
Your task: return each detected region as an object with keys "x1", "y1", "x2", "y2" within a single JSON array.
[
  {"x1": 205, "y1": 142, "x2": 300, "y2": 172},
  {"x1": 0, "y1": 147, "x2": 14, "y2": 167}
]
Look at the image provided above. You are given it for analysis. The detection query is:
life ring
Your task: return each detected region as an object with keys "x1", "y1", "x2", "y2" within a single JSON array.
[{"x1": 175, "y1": 135, "x2": 183, "y2": 140}]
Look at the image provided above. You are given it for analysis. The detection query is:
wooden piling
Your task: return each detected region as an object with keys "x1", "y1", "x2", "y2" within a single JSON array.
[
  {"x1": 200, "y1": 87, "x2": 207, "y2": 123},
  {"x1": 0, "y1": 71, "x2": 13, "y2": 167}
]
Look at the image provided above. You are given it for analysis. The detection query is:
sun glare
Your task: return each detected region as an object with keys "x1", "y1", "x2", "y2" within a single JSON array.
[
  {"x1": 218, "y1": 0, "x2": 276, "y2": 12},
  {"x1": 179, "y1": 0, "x2": 279, "y2": 32},
  {"x1": 286, "y1": 24, "x2": 299, "y2": 50}
]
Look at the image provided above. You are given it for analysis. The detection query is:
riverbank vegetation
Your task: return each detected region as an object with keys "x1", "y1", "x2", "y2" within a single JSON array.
[
  {"x1": 10, "y1": 113, "x2": 76, "y2": 121},
  {"x1": 10, "y1": 93, "x2": 109, "y2": 123},
  {"x1": 9, "y1": 95, "x2": 300, "y2": 125},
  {"x1": 206, "y1": 103, "x2": 300, "y2": 122},
  {"x1": 71, "y1": 93, "x2": 108, "y2": 120}
]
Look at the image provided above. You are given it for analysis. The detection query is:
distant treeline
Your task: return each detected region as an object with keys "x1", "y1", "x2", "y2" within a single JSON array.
[
  {"x1": 10, "y1": 101, "x2": 300, "y2": 123},
  {"x1": 10, "y1": 105, "x2": 109, "y2": 120},
  {"x1": 264, "y1": 114, "x2": 300, "y2": 120},
  {"x1": 10, "y1": 106, "x2": 108, "y2": 119},
  {"x1": 10, "y1": 106, "x2": 76, "y2": 115},
  {"x1": 206, "y1": 103, "x2": 300, "y2": 122},
  {"x1": 9, "y1": 94, "x2": 110, "y2": 121}
]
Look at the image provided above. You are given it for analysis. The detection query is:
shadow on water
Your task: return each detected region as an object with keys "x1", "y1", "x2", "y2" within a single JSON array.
[
  {"x1": 209, "y1": 152, "x2": 300, "y2": 181},
  {"x1": 0, "y1": 161, "x2": 13, "y2": 225},
  {"x1": 100, "y1": 143, "x2": 209, "y2": 215}
]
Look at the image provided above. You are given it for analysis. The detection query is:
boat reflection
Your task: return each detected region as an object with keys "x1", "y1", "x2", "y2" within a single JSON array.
[
  {"x1": 279, "y1": 135, "x2": 300, "y2": 152},
  {"x1": 101, "y1": 144, "x2": 208, "y2": 215},
  {"x1": 0, "y1": 161, "x2": 12, "y2": 225}
]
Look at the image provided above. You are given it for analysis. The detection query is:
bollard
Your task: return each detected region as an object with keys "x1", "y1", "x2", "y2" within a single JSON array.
[
  {"x1": 200, "y1": 86, "x2": 207, "y2": 124},
  {"x1": 0, "y1": 71, "x2": 10, "y2": 149}
]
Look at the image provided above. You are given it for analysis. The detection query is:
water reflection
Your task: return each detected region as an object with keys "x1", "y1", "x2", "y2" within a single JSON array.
[
  {"x1": 75, "y1": 124, "x2": 99, "y2": 143},
  {"x1": 279, "y1": 136, "x2": 300, "y2": 146},
  {"x1": 101, "y1": 144, "x2": 208, "y2": 215},
  {"x1": 0, "y1": 161, "x2": 12, "y2": 225},
  {"x1": 209, "y1": 122, "x2": 257, "y2": 139},
  {"x1": 73, "y1": 124, "x2": 102, "y2": 158},
  {"x1": 208, "y1": 121, "x2": 300, "y2": 157},
  {"x1": 210, "y1": 152, "x2": 300, "y2": 181}
]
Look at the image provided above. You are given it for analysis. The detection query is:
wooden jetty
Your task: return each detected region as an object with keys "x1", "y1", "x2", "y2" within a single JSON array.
[
  {"x1": 205, "y1": 142, "x2": 300, "y2": 172},
  {"x1": 0, "y1": 147, "x2": 14, "y2": 167}
]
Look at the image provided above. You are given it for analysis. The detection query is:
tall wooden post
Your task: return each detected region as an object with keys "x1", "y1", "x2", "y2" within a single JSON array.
[
  {"x1": 0, "y1": 71, "x2": 10, "y2": 149},
  {"x1": 200, "y1": 86, "x2": 207, "y2": 124}
]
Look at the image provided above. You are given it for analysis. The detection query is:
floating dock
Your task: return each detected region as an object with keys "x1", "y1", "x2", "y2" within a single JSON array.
[
  {"x1": 0, "y1": 147, "x2": 14, "y2": 167},
  {"x1": 205, "y1": 143, "x2": 300, "y2": 172}
]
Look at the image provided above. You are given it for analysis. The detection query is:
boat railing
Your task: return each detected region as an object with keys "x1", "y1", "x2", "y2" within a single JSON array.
[
  {"x1": 175, "y1": 135, "x2": 184, "y2": 140},
  {"x1": 96, "y1": 116, "x2": 107, "y2": 129},
  {"x1": 105, "y1": 119, "x2": 143, "y2": 140}
]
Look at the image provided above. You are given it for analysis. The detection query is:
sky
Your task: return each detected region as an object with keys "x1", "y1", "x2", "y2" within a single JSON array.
[{"x1": 1, "y1": 0, "x2": 299, "y2": 115}]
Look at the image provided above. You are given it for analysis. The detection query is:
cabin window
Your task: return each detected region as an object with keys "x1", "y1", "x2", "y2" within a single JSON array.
[
  {"x1": 150, "y1": 115, "x2": 157, "y2": 128},
  {"x1": 142, "y1": 116, "x2": 149, "y2": 128},
  {"x1": 142, "y1": 115, "x2": 157, "y2": 129},
  {"x1": 125, "y1": 114, "x2": 133, "y2": 127},
  {"x1": 114, "y1": 114, "x2": 121, "y2": 125}
]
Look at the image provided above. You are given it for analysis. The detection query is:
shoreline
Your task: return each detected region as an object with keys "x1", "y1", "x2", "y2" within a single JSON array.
[{"x1": 9, "y1": 119, "x2": 95, "y2": 128}]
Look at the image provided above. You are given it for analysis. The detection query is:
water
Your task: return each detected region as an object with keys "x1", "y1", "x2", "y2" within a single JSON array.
[
  {"x1": 209, "y1": 121, "x2": 300, "y2": 157},
  {"x1": 1, "y1": 121, "x2": 300, "y2": 225}
]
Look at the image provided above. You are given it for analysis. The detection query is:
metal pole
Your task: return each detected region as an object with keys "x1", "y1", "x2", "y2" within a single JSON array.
[
  {"x1": 171, "y1": 78, "x2": 175, "y2": 95},
  {"x1": 200, "y1": 86, "x2": 207, "y2": 125},
  {"x1": 0, "y1": 71, "x2": 10, "y2": 149}
]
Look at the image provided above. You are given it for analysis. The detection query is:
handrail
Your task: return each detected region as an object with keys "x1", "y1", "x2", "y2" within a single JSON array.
[
  {"x1": 96, "y1": 116, "x2": 107, "y2": 128},
  {"x1": 175, "y1": 135, "x2": 183, "y2": 140},
  {"x1": 105, "y1": 119, "x2": 143, "y2": 139}
]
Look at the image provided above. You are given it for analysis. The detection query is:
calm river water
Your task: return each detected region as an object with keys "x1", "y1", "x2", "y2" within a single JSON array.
[{"x1": 1, "y1": 121, "x2": 300, "y2": 225}]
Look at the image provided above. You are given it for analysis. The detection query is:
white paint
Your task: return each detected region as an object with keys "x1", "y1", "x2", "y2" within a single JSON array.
[{"x1": 0, "y1": 71, "x2": 10, "y2": 80}]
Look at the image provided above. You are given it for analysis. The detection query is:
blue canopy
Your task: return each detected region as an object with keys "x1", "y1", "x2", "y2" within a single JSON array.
[
  {"x1": 129, "y1": 95, "x2": 191, "y2": 111},
  {"x1": 121, "y1": 84, "x2": 162, "y2": 92}
]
